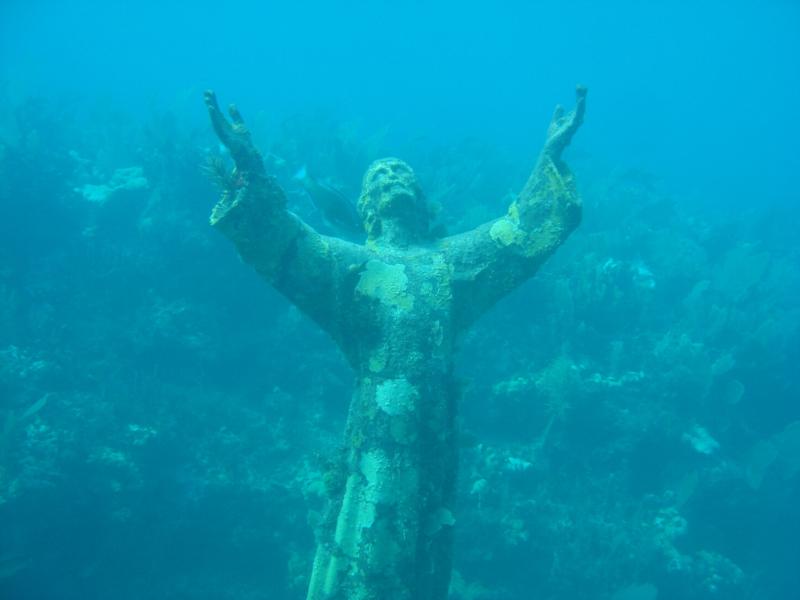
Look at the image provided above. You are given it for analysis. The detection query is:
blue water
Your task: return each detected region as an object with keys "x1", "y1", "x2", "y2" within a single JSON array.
[{"x1": 1, "y1": 1, "x2": 798, "y2": 598}]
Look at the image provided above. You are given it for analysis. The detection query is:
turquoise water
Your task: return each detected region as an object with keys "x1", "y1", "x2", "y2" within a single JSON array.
[{"x1": 1, "y1": 1, "x2": 798, "y2": 598}]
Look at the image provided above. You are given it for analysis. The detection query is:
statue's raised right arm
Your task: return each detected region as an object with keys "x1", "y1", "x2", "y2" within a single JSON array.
[
  {"x1": 440, "y1": 85, "x2": 586, "y2": 329},
  {"x1": 204, "y1": 90, "x2": 365, "y2": 340}
]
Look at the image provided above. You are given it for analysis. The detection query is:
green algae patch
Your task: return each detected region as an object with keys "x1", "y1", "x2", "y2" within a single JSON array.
[
  {"x1": 356, "y1": 259, "x2": 414, "y2": 311},
  {"x1": 375, "y1": 378, "x2": 418, "y2": 416},
  {"x1": 369, "y1": 347, "x2": 387, "y2": 373},
  {"x1": 489, "y1": 218, "x2": 521, "y2": 247},
  {"x1": 359, "y1": 449, "x2": 393, "y2": 505},
  {"x1": 359, "y1": 450, "x2": 418, "y2": 506}
]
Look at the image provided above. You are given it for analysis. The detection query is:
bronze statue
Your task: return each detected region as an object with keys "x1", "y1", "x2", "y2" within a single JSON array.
[{"x1": 204, "y1": 85, "x2": 586, "y2": 600}]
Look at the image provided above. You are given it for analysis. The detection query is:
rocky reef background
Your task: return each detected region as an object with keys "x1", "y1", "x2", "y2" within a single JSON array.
[
  {"x1": 0, "y1": 88, "x2": 798, "y2": 600},
  {"x1": 1, "y1": 2, "x2": 799, "y2": 599}
]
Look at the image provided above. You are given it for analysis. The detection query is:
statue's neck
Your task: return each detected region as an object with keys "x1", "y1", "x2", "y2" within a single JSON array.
[{"x1": 372, "y1": 219, "x2": 422, "y2": 248}]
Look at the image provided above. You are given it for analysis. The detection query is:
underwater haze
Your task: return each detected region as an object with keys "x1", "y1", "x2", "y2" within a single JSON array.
[{"x1": 1, "y1": 1, "x2": 799, "y2": 599}]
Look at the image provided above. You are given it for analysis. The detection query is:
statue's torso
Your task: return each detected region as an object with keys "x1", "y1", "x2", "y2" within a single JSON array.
[
  {"x1": 314, "y1": 245, "x2": 459, "y2": 600},
  {"x1": 343, "y1": 245, "x2": 456, "y2": 381}
]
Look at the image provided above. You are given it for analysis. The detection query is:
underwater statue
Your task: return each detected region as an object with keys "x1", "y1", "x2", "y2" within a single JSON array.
[{"x1": 204, "y1": 85, "x2": 586, "y2": 600}]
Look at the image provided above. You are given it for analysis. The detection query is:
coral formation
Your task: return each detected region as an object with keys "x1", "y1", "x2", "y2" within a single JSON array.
[{"x1": 75, "y1": 166, "x2": 148, "y2": 204}]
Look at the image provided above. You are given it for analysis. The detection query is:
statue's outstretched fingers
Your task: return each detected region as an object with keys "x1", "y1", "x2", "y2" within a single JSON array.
[
  {"x1": 573, "y1": 85, "x2": 587, "y2": 123},
  {"x1": 562, "y1": 86, "x2": 587, "y2": 132},
  {"x1": 204, "y1": 89, "x2": 219, "y2": 110},
  {"x1": 228, "y1": 104, "x2": 246, "y2": 127},
  {"x1": 203, "y1": 92, "x2": 265, "y2": 177},
  {"x1": 205, "y1": 90, "x2": 235, "y2": 146},
  {"x1": 545, "y1": 86, "x2": 587, "y2": 157}
]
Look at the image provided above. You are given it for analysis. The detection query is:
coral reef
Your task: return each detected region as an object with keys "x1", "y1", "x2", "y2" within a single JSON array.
[{"x1": 0, "y1": 90, "x2": 797, "y2": 600}]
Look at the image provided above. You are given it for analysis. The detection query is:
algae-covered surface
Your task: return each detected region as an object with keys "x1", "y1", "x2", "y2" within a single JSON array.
[{"x1": 1, "y1": 2, "x2": 799, "y2": 599}]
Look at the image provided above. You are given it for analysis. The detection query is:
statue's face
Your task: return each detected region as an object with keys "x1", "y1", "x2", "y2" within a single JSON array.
[{"x1": 358, "y1": 158, "x2": 430, "y2": 244}]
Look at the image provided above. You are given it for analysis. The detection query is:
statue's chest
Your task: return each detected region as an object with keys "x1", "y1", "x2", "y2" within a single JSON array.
[{"x1": 347, "y1": 251, "x2": 454, "y2": 364}]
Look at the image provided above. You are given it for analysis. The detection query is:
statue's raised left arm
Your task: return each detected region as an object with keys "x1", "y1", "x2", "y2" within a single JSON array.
[{"x1": 440, "y1": 86, "x2": 586, "y2": 330}]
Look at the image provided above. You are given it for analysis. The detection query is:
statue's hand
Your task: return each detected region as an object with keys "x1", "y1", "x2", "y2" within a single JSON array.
[
  {"x1": 544, "y1": 85, "x2": 587, "y2": 159},
  {"x1": 204, "y1": 90, "x2": 265, "y2": 178}
]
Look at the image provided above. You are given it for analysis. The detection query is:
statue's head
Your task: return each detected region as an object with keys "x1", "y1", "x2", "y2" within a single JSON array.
[{"x1": 358, "y1": 158, "x2": 431, "y2": 246}]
